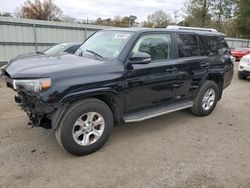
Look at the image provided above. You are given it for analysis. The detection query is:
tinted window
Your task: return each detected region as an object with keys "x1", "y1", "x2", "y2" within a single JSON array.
[
  {"x1": 132, "y1": 34, "x2": 172, "y2": 61},
  {"x1": 64, "y1": 44, "x2": 80, "y2": 54},
  {"x1": 202, "y1": 35, "x2": 229, "y2": 55},
  {"x1": 177, "y1": 34, "x2": 204, "y2": 58}
]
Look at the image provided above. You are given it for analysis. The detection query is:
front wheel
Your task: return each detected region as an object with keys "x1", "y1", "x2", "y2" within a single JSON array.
[
  {"x1": 190, "y1": 80, "x2": 219, "y2": 116},
  {"x1": 55, "y1": 98, "x2": 113, "y2": 156}
]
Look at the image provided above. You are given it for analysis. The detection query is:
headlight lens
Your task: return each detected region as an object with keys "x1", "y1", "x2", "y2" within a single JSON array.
[{"x1": 13, "y1": 78, "x2": 52, "y2": 93}]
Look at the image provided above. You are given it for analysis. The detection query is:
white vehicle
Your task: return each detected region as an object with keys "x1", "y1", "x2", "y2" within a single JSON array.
[{"x1": 238, "y1": 54, "x2": 250, "y2": 79}]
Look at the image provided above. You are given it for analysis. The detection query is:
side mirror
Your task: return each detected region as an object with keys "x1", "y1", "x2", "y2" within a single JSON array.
[{"x1": 129, "y1": 52, "x2": 151, "y2": 64}]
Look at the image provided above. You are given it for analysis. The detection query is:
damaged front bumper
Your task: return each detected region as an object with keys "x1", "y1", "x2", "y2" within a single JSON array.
[
  {"x1": 14, "y1": 93, "x2": 66, "y2": 129},
  {"x1": 15, "y1": 94, "x2": 54, "y2": 128},
  {"x1": 2, "y1": 74, "x2": 67, "y2": 129}
]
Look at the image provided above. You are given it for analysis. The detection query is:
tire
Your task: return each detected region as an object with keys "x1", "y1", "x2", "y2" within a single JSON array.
[
  {"x1": 238, "y1": 73, "x2": 246, "y2": 80},
  {"x1": 55, "y1": 98, "x2": 113, "y2": 156},
  {"x1": 190, "y1": 80, "x2": 219, "y2": 116}
]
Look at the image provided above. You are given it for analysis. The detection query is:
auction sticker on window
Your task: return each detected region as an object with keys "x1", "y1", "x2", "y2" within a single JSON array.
[{"x1": 113, "y1": 33, "x2": 131, "y2": 39}]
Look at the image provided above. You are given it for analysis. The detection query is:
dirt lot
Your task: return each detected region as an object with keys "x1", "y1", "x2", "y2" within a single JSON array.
[{"x1": 0, "y1": 63, "x2": 250, "y2": 188}]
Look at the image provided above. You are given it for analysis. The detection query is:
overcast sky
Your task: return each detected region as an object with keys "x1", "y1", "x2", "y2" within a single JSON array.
[{"x1": 0, "y1": 0, "x2": 186, "y2": 21}]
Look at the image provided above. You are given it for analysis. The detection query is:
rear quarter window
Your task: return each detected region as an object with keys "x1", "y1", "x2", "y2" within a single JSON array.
[{"x1": 201, "y1": 35, "x2": 229, "y2": 55}]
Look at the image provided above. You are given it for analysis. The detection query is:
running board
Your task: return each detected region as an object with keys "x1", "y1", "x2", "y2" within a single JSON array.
[{"x1": 123, "y1": 101, "x2": 193, "y2": 123}]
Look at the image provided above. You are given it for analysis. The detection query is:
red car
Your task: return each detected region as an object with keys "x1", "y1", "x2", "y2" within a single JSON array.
[{"x1": 231, "y1": 47, "x2": 250, "y2": 61}]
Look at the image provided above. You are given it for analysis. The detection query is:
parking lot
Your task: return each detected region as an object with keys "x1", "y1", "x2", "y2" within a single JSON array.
[{"x1": 0, "y1": 62, "x2": 249, "y2": 188}]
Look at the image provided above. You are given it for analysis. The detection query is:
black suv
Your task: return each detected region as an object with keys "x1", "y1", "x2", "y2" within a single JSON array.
[{"x1": 2, "y1": 27, "x2": 233, "y2": 155}]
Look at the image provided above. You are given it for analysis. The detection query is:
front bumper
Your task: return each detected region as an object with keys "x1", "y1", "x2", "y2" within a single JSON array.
[
  {"x1": 14, "y1": 93, "x2": 58, "y2": 128},
  {"x1": 238, "y1": 70, "x2": 250, "y2": 77},
  {"x1": 4, "y1": 77, "x2": 64, "y2": 129},
  {"x1": 238, "y1": 64, "x2": 250, "y2": 72}
]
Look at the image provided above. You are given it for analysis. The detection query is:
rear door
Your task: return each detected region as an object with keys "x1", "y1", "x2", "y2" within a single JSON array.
[
  {"x1": 201, "y1": 35, "x2": 233, "y2": 88},
  {"x1": 175, "y1": 33, "x2": 211, "y2": 99}
]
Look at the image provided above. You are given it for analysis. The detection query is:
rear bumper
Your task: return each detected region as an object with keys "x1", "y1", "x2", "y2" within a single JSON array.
[{"x1": 223, "y1": 63, "x2": 234, "y2": 89}]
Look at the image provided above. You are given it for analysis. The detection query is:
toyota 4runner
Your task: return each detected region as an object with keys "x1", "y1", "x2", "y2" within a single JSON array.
[{"x1": 1, "y1": 27, "x2": 234, "y2": 155}]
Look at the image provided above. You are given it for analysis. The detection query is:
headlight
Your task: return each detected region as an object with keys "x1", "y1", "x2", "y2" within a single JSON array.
[{"x1": 13, "y1": 78, "x2": 52, "y2": 93}]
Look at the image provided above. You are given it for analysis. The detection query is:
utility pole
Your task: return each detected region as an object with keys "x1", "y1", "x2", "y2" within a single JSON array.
[
  {"x1": 173, "y1": 10, "x2": 179, "y2": 24},
  {"x1": 129, "y1": 15, "x2": 137, "y2": 27}
]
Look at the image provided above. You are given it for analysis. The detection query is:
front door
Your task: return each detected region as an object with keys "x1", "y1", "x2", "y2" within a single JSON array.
[{"x1": 124, "y1": 33, "x2": 179, "y2": 112}]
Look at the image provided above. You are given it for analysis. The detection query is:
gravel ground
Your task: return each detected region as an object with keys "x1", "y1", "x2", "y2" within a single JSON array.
[{"x1": 0, "y1": 63, "x2": 250, "y2": 188}]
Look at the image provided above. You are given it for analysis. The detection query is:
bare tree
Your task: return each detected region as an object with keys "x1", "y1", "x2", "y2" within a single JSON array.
[
  {"x1": 16, "y1": 0, "x2": 62, "y2": 21},
  {"x1": 184, "y1": 0, "x2": 212, "y2": 27},
  {"x1": 143, "y1": 10, "x2": 172, "y2": 28}
]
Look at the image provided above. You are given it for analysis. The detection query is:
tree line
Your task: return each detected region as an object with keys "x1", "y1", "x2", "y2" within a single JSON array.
[
  {"x1": 1, "y1": 0, "x2": 249, "y2": 38},
  {"x1": 181, "y1": 0, "x2": 250, "y2": 38}
]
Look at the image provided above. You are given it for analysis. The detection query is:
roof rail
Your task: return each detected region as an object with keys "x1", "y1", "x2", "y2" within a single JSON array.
[{"x1": 166, "y1": 25, "x2": 218, "y2": 32}]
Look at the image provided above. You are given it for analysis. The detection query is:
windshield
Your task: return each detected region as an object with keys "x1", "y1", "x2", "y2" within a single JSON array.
[
  {"x1": 44, "y1": 43, "x2": 68, "y2": 56},
  {"x1": 77, "y1": 30, "x2": 133, "y2": 59}
]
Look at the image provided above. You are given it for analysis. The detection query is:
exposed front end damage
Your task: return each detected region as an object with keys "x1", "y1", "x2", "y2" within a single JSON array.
[
  {"x1": 14, "y1": 93, "x2": 56, "y2": 129},
  {"x1": 3, "y1": 76, "x2": 64, "y2": 129}
]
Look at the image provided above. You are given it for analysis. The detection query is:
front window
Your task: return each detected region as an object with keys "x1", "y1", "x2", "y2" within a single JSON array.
[
  {"x1": 132, "y1": 33, "x2": 172, "y2": 61},
  {"x1": 77, "y1": 30, "x2": 133, "y2": 59}
]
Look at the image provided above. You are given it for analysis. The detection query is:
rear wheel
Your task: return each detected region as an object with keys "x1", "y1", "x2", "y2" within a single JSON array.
[
  {"x1": 55, "y1": 98, "x2": 113, "y2": 156},
  {"x1": 190, "y1": 80, "x2": 219, "y2": 116}
]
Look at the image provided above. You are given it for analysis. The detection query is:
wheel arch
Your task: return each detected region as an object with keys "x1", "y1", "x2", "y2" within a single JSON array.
[
  {"x1": 51, "y1": 89, "x2": 121, "y2": 129},
  {"x1": 207, "y1": 74, "x2": 224, "y2": 100}
]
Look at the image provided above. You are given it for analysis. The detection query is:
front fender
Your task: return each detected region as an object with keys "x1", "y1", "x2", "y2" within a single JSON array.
[{"x1": 60, "y1": 87, "x2": 118, "y2": 103}]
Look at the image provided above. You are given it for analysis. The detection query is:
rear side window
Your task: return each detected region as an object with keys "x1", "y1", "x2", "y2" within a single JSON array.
[
  {"x1": 177, "y1": 34, "x2": 205, "y2": 58},
  {"x1": 132, "y1": 33, "x2": 172, "y2": 61},
  {"x1": 201, "y1": 35, "x2": 229, "y2": 55}
]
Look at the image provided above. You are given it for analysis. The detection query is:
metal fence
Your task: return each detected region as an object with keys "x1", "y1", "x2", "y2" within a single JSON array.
[
  {"x1": 1, "y1": 16, "x2": 249, "y2": 65},
  {"x1": 225, "y1": 37, "x2": 250, "y2": 49},
  {"x1": 0, "y1": 17, "x2": 115, "y2": 65}
]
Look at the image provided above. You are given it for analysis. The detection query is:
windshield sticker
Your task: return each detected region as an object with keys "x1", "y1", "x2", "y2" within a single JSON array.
[{"x1": 113, "y1": 33, "x2": 130, "y2": 39}]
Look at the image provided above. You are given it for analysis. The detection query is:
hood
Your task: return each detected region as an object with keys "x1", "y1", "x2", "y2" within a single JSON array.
[
  {"x1": 10, "y1": 52, "x2": 42, "y2": 62},
  {"x1": 5, "y1": 54, "x2": 108, "y2": 78}
]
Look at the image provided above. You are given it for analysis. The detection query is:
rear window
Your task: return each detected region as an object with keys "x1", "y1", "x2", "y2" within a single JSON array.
[
  {"x1": 201, "y1": 35, "x2": 229, "y2": 55},
  {"x1": 177, "y1": 34, "x2": 205, "y2": 58}
]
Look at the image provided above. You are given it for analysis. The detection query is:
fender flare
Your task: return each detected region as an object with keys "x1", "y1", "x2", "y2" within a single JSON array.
[{"x1": 51, "y1": 88, "x2": 119, "y2": 129}]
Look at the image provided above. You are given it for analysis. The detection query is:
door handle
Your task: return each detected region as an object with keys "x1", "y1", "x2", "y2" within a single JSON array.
[
  {"x1": 200, "y1": 62, "x2": 210, "y2": 67},
  {"x1": 165, "y1": 67, "x2": 177, "y2": 73}
]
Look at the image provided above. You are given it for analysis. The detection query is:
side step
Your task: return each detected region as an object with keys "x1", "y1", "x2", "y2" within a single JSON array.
[{"x1": 123, "y1": 101, "x2": 193, "y2": 123}]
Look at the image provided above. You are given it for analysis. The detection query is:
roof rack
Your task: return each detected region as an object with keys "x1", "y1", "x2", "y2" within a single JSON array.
[{"x1": 166, "y1": 25, "x2": 218, "y2": 32}]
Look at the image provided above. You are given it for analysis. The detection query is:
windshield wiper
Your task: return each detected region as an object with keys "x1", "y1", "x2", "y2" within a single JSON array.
[{"x1": 86, "y1": 50, "x2": 103, "y2": 60}]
